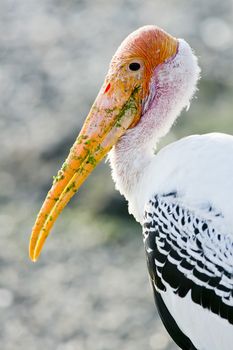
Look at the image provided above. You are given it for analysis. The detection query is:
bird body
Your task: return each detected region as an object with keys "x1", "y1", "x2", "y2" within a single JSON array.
[
  {"x1": 110, "y1": 131, "x2": 233, "y2": 349},
  {"x1": 29, "y1": 26, "x2": 233, "y2": 350}
]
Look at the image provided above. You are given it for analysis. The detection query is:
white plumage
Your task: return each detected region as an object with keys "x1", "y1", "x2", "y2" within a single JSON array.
[{"x1": 131, "y1": 133, "x2": 233, "y2": 230}]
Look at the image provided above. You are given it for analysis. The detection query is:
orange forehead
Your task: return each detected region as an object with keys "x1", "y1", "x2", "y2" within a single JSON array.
[
  {"x1": 110, "y1": 26, "x2": 178, "y2": 96},
  {"x1": 114, "y1": 25, "x2": 177, "y2": 66}
]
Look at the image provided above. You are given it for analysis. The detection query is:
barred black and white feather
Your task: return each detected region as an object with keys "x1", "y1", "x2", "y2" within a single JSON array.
[{"x1": 143, "y1": 193, "x2": 233, "y2": 349}]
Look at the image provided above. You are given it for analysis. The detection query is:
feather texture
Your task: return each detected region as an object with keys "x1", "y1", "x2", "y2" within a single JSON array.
[{"x1": 144, "y1": 193, "x2": 233, "y2": 349}]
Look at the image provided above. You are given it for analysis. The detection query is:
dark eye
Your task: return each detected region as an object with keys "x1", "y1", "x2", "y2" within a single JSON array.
[{"x1": 129, "y1": 62, "x2": 141, "y2": 71}]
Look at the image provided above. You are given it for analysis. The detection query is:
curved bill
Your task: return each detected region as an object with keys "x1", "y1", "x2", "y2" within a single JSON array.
[{"x1": 29, "y1": 81, "x2": 142, "y2": 261}]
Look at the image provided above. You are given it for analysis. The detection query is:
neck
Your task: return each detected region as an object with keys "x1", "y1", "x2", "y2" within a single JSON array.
[{"x1": 108, "y1": 39, "x2": 200, "y2": 222}]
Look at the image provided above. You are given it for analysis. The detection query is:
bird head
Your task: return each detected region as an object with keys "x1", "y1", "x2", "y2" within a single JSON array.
[{"x1": 29, "y1": 26, "x2": 180, "y2": 261}]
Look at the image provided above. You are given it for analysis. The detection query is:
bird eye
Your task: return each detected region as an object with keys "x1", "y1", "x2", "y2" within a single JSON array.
[{"x1": 129, "y1": 62, "x2": 141, "y2": 71}]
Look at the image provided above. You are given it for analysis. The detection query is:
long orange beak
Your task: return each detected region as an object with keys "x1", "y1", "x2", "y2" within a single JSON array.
[
  {"x1": 29, "y1": 25, "x2": 178, "y2": 262},
  {"x1": 29, "y1": 79, "x2": 142, "y2": 261}
]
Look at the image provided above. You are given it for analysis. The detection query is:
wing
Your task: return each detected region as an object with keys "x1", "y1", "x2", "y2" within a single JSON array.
[{"x1": 143, "y1": 192, "x2": 233, "y2": 326}]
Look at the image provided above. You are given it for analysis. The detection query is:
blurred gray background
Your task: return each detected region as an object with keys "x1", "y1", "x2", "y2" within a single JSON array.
[{"x1": 1, "y1": 0, "x2": 233, "y2": 349}]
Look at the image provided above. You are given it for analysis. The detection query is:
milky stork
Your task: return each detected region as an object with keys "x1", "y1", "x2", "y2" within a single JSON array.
[{"x1": 29, "y1": 26, "x2": 233, "y2": 350}]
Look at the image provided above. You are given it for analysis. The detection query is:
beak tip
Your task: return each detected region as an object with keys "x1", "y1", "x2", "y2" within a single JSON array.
[
  {"x1": 29, "y1": 246, "x2": 37, "y2": 262},
  {"x1": 29, "y1": 254, "x2": 35, "y2": 262},
  {"x1": 29, "y1": 254, "x2": 38, "y2": 263}
]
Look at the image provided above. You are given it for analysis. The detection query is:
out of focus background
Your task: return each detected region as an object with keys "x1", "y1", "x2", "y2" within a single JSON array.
[{"x1": 1, "y1": 1, "x2": 233, "y2": 349}]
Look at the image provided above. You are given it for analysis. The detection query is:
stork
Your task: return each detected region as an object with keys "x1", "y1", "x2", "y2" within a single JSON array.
[{"x1": 29, "y1": 26, "x2": 233, "y2": 350}]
